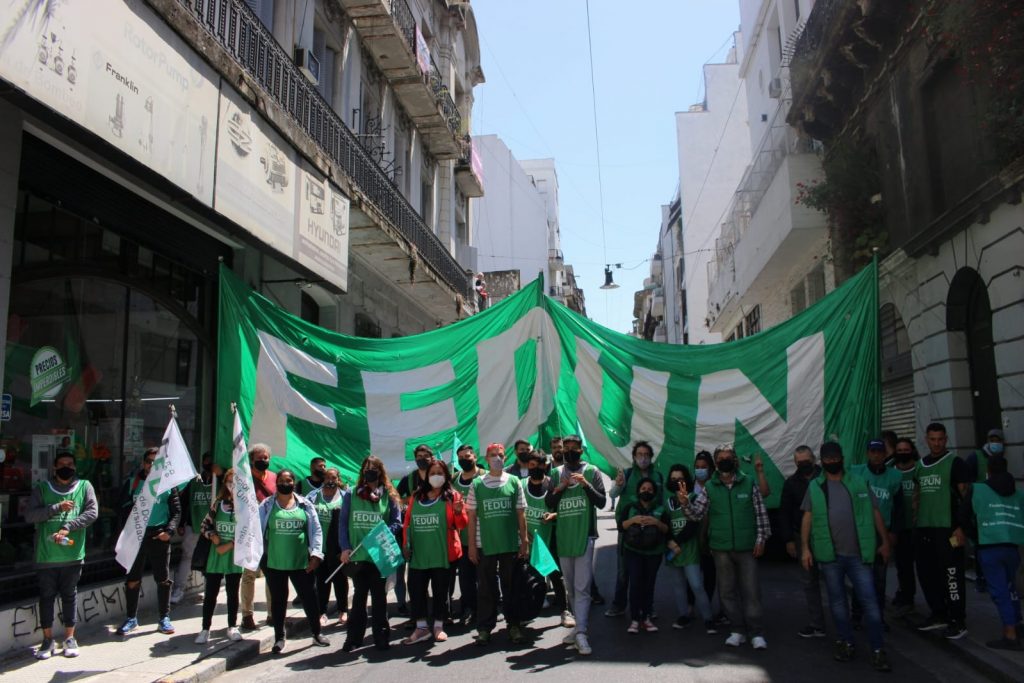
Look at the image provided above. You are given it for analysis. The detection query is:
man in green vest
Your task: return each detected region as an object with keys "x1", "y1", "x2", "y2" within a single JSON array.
[
  {"x1": 891, "y1": 438, "x2": 919, "y2": 611},
  {"x1": 800, "y1": 441, "x2": 892, "y2": 672},
  {"x1": 546, "y1": 434, "x2": 607, "y2": 656},
  {"x1": 452, "y1": 444, "x2": 483, "y2": 625},
  {"x1": 913, "y1": 422, "x2": 971, "y2": 639},
  {"x1": 171, "y1": 452, "x2": 215, "y2": 604},
  {"x1": 680, "y1": 445, "x2": 770, "y2": 650},
  {"x1": 24, "y1": 451, "x2": 98, "y2": 659},
  {"x1": 850, "y1": 439, "x2": 903, "y2": 629},
  {"x1": 961, "y1": 454, "x2": 1024, "y2": 649},
  {"x1": 467, "y1": 443, "x2": 529, "y2": 646}
]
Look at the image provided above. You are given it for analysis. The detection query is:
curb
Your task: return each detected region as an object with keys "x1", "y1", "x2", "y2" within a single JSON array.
[{"x1": 892, "y1": 610, "x2": 1024, "y2": 683}]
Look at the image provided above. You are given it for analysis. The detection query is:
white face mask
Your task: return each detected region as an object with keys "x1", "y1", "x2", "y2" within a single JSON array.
[
  {"x1": 487, "y1": 455, "x2": 504, "y2": 469},
  {"x1": 429, "y1": 474, "x2": 445, "y2": 489}
]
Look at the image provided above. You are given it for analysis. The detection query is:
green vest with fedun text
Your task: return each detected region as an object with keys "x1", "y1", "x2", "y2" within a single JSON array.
[
  {"x1": 972, "y1": 483, "x2": 1024, "y2": 546},
  {"x1": 473, "y1": 476, "x2": 522, "y2": 555},
  {"x1": 406, "y1": 497, "x2": 447, "y2": 570},
  {"x1": 705, "y1": 473, "x2": 757, "y2": 552},
  {"x1": 349, "y1": 493, "x2": 389, "y2": 563},
  {"x1": 524, "y1": 486, "x2": 553, "y2": 548},
  {"x1": 915, "y1": 453, "x2": 956, "y2": 529},
  {"x1": 808, "y1": 473, "x2": 877, "y2": 564},
  {"x1": 851, "y1": 464, "x2": 902, "y2": 530},
  {"x1": 556, "y1": 465, "x2": 599, "y2": 557}
]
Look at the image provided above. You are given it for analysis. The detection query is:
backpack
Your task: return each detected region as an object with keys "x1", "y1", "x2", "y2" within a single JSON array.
[{"x1": 506, "y1": 558, "x2": 547, "y2": 622}]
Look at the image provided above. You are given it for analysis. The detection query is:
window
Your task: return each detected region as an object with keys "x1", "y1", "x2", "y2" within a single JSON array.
[
  {"x1": 791, "y1": 283, "x2": 807, "y2": 314},
  {"x1": 243, "y1": 0, "x2": 274, "y2": 29},
  {"x1": 745, "y1": 305, "x2": 762, "y2": 335},
  {"x1": 354, "y1": 313, "x2": 381, "y2": 338},
  {"x1": 807, "y1": 265, "x2": 826, "y2": 305},
  {"x1": 300, "y1": 291, "x2": 320, "y2": 326}
]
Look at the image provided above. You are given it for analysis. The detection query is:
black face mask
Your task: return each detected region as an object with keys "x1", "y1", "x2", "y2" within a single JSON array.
[
  {"x1": 868, "y1": 462, "x2": 886, "y2": 474},
  {"x1": 528, "y1": 468, "x2": 545, "y2": 480},
  {"x1": 822, "y1": 461, "x2": 843, "y2": 475},
  {"x1": 458, "y1": 458, "x2": 476, "y2": 472},
  {"x1": 416, "y1": 459, "x2": 431, "y2": 471},
  {"x1": 796, "y1": 461, "x2": 814, "y2": 476},
  {"x1": 277, "y1": 483, "x2": 294, "y2": 495},
  {"x1": 639, "y1": 490, "x2": 655, "y2": 502},
  {"x1": 564, "y1": 450, "x2": 582, "y2": 466},
  {"x1": 895, "y1": 451, "x2": 914, "y2": 462},
  {"x1": 716, "y1": 459, "x2": 736, "y2": 474},
  {"x1": 323, "y1": 481, "x2": 338, "y2": 490},
  {"x1": 253, "y1": 460, "x2": 270, "y2": 471},
  {"x1": 311, "y1": 470, "x2": 325, "y2": 481},
  {"x1": 55, "y1": 466, "x2": 76, "y2": 481},
  {"x1": 363, "y1": 469, "x2": 380, "y2": 484},
  {"x1": 667, "y1": 479, "x2": 681, "y2": 493},
  {"x1": 202, "y1": 463, "x2": 212, "y2": 473}
]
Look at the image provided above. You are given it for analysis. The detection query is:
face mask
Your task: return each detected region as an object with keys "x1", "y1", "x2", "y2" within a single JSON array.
[
  {"x1": 635, "y1": 456, "x2": 651, "y2": 470},
  {"x1": 277, "y1": 483, "x2": 294, "y2": 495},
  {"x1": 694, "y1": 468, "x2": 709, "y2": 482},
  {"x1": 253, "y1": 460, "x2": 270, "y2": 471},
  {"x1": 796, "y1": 461, "x2": 814, "y2": 476},
  {"x1": 312, "y1": 469, "x2": 325, "y2": 480},
  {"x1": 528, "y1": 467, "x2": 545, "y2": 480},
  {"x1": 202, "y1": 463, "x2": 212, "y2": 473},
  {"x1": 639, "y1": 490, "x2": 655, "y2": 502},
  {"x1": 822, "y1": 461, "x2": 843, "y2": 475},
  {"x1": 989, "y1": 443, "x2": 1004, "y2": 455},
  {"x1": 895, "y1": 451, "x2": 914, "y2": 462},
  {"x1": 55, "y1": 466, "x2": 76, "y2": 480},
  {"x1": 667, "y1": 479, "x2": 681, "y2": 493},
  {"x1": 868, "y1": 462, "x2": 886, "y2": 474},
  {"x1": 363, "y1": 469, "x2": 380, "y2": 484},
  {"x1": 429, "y1": 474, "x2": 445, "y2": 489},
  {"x1": 487, "y1": 455, "x2": 504, "y2": 469},
  {"x1": 416, "y1": 459, "x2": 431, "y2": 471},
  {"x1": 458, "y1": 458, "x2": 476, "y2": 471},
  {"x1": 563, "y1": 450, "x2": 582, "y2": 465},
  {"x1": 323, "y1": 481, "x2": 338, "y2": 490},
  {"x1": 716, "y1": 459, "x2": 736, "y2": 474}
]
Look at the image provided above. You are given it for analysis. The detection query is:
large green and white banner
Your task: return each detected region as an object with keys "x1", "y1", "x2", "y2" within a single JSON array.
[{"x1": 216, "y1": 262, "x2": 878, "y2": 503}]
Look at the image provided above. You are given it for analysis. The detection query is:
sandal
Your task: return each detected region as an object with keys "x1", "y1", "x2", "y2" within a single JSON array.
[
  {"x1": 402, "y1": 627, "x2": 432, "y2": 645},
  {"x1": 433, "y1": 627, "x2": 448, "y2": 642}
]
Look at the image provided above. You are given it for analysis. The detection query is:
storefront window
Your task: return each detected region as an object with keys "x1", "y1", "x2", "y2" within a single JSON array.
[{"x1": 0, "y1": 276, "x2": 203, "y2": 603}]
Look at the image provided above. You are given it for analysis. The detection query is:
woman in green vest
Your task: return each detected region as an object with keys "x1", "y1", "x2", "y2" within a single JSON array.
[
  {"x1": 961, "y1": 454, "x2": 1024, "y2": 649},
  {"x1": 309, "y1": 467, "x2": 348, "y2": 627},
  {"x1": 663, "y1": 465, "x2": 714, "y2": 632},
  {"x1": 257, "y1": 469, "x2": 328, "y2": 654},
  {"x1": 619, "y1": 477, "x2": 669, "y2": 633},
  {"x1": 402, "y1": 460, "x2": 468, "y2": 644},
  {"x1": 339, "y1": 455, "x2": 403, "y2": 652},
  {"x1": 195, "y1": 468, "x2": 243, "y2": 644}
]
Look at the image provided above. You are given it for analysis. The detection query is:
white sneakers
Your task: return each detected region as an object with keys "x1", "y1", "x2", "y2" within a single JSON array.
[
  {"x1": 197, "y1": 628, "x2": 244, "y2": 644},
  {"x1": 226, "y1": 627, "x2": 242, "y2": 641},
  {"x1": 561, "y1": 611, "x2": 576, "y2": 628},
  {"x1": 751, "y1": 636, "x2": 768, "y2": 650},
  {"x1": 562, "y1": 628, "x2": 577, "y2": 645},
  {"x1": 574, "y1": 632, "x2": 592, "y2": 656},
  {"x1": 725, "y1": 632, "x2": 746, "y2": 647},
  {"x1": 194, "y1": 630, "x2": 210, "y2": 644}
]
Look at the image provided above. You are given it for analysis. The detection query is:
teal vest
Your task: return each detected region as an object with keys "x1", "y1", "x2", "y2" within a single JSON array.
[
  {"x1": 915, "y1": 453, "x2": 956, "y2": 528},
  {"x1": 850, "y1": 464, "x2": 902, "y2": 530},
  {"x1": 972, "y1": 483, "x2": 1024, "y2": 546},
  {"x1": 809, "y1": 473, "x2": 877, "y2": 564}
]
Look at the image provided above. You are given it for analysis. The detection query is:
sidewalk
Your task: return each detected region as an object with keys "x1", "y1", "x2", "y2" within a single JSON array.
[
  {"x1": 889, "y1": 573, "x2": 1024, "y2": 683},
  {"x1": 0, "y1": 576, "x2": 328, "y2": 683}
]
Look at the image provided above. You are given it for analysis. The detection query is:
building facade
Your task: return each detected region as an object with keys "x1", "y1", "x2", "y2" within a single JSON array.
[
  {"x1": 0, "y1": 0, "x2": 484, "y2": 613},
  {"x1": 788, "y1": 0, "x2": 1024, "y2": 465}
]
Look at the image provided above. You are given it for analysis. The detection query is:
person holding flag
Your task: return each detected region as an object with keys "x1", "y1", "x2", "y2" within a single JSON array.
[
  {"x1": 195, "y1": 468, "x2": 244, "y2": 644},
  {"x1": 240, "y1": 443, "x2": 275, "y2": 630},
  {"x1": 467, "y1": 443, "x2": 530, "y2": 646},
  {"x1": 172, "y1": 451, "x2": 216, "y2": 605},
  {"x1": 258, "y1": 469, "x2": 328, "y2": 653},
  {"x1": 523, "y1": 451, "x2": 567, "y2": 626},
  {"x1": 339, "y1": 456, "x2": 403, "y2": 652},
  {"x1": 308, "y1": 467, "x2": 349, "y2": 627},
  {"x1": 115, "y1": 447, "x2": 183, "y2": 636},
  {"x1": 24, "y1": 450, "x2": 98, "y2": 659},
  {"x1": 402, "y1": 460, "x2": 467, "y2": 644},
  {"x1": 545, "y1": 434, "x2": 606, "y2": 655}
]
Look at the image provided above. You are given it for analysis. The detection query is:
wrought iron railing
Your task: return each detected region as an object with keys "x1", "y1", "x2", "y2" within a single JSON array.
[
  {"x1": 177, "y1": 0, "x2": 471, "y2": 298},
  {"x1": 426, "y1": 52, "x2": 462, "y2": 137},
  {"x1": 791, "y1": 0, "x2": 846, "y2": 63},
  {"x1": 388, "y1": 0, "x2": 417, "y2": 55}
]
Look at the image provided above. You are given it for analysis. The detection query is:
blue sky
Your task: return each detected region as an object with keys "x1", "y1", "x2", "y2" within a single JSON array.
[{"x1": 471, "y1": 1, "x2": 740, "y2": 334}]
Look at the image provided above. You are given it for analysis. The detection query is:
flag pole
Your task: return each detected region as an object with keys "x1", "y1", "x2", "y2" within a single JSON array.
[{"x1": 323, "y1": 540, "x2": 364, "y2": 583}]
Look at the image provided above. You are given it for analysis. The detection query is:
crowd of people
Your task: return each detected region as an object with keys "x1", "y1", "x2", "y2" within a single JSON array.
[{"x1": 24, "y1": 422, "x2": 1023, "y2": 673}]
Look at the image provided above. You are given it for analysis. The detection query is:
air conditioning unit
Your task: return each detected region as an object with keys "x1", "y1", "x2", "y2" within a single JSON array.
[
  {"x1": 768, "y1": 77, "x2": 782, "y2": 99},
  {"x1": 294, "y1": 47, "x2": 320, "y2": 86}
]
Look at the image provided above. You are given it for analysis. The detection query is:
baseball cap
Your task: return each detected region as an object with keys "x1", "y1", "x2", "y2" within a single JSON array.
[
  {"x1": 867, "y1": 439, "x2": 885, "y2": 451},
  {"x1": 988, "y1": 428, "x2": 1005, "y2": 440}
]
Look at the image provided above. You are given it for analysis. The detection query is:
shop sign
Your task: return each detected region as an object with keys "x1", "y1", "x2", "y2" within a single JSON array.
[
  {"x1": 1, "y1": 394, "x2": 11, "y2": 422},
  {"x1": 0, "y1": 0, "x2": 219, "y2": 206},
  {"x1": 29, "y1": 347, "x2": 67, "y2": 406},
  {"x1": 296, "y1": 163, "x2": 349, "y2": 292}
]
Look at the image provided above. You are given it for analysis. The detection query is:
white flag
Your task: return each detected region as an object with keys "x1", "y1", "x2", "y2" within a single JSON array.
[
  {"x1": 231, "y1": 409, "x2": 263, "y2": 570},
  {"x1": 115, "y1": 414, "x2": 196, "y2": 570}
]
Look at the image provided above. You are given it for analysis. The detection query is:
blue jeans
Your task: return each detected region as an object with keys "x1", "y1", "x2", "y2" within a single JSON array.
[
  {"x1": 665, "y1": 563, "x2": 713, "y2": 621},
  {"x1": 977, "y1": 545, "x2": 1022, "y2": 627},
  {"x1": 820, "y1": 555, "x2": 884, "y2": 651}
]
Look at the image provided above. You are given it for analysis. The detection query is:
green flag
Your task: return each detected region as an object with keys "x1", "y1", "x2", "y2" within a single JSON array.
[
  {"x1": 529, "y1": 530, "x2": 559, "y2": 577},
  {"x1": 360, "y1": 520, "x2": 404, "y2": 577},
  {"x1": 216, "y1": 260, "x2": 879, "y2": 505}
]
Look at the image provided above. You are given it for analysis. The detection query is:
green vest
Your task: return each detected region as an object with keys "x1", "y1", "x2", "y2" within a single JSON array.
[
  {"x1": 615, "y1": 467, "x2": 663, "y2": 515},
  {"x1": 851, "y1": 464, "x2": 902, "y2": 530},
  {"x1": 556, "y1": 465, "x2": 599, "y2": 557},
  {"x1": 348, "y1": 494, "x2": 389, "y2": 563},
  {"x1": 524, "y1": 485, "x2": 554, "y2": 548},
  {"x1": 705, "y1": 474, "x2": 757, "y2": 552},
  {"x1": 35, "y1": 481, "x2": 88, "y2": 564},
  {"x1": 206, "y1": 503, "x2": 242, "y2": 575},
  {"x1": 189, "y1": 479, "x2": 215, "y2": 531},
  {"x1": 266, "y1": 504, "x2": 308, "y2": 571},
  {"x1": 808, "y1": 474, "x2": 877, "y2": 564},
  {"x1": 473, "y1": 476, "x2": 522, "y2": 555},
  {"x1": 406, "y1": 497, "x2": 448, "y2": 570},
  {"x1": 452, "y1": 474, "x2": 479, "y2": 546},
  {"x1": 897, "y1": 466, "x2": 916, "y2": 530},
  {"x1": 915, "y1": 453, "x2": 956, "y2": 528},
  {"x1": 666, "y1": 495, "x2": 699, "y2": 567},
  {"x1": 972, "y1": 483, "x2": 1024, "y2": 546},
  {"x1": 313, "y1": 491, "x2": 342, "y2": 531},
  {"x1": 974, "y1": 449, "x2": 990, "y2": 483}
]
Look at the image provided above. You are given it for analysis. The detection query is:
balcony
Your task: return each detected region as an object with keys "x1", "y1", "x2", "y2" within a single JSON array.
[
  {"x1": 548, "y1": 248, "x2": 564, "y2": 264},
  {"x1": 707, "y1": 102, "x2": 825, "y2": 332},
  {"x1": 339, "y1": 0, "x2": 463, "y2": 158},
  {"x1": 455, "y1": 135, "x2": 484, "y2": 197},
  {"x1": 164, "y1": 0, "x2": 471, "y2": 320},
  {"x1": 548, "y1": 284, "x2": 567, "y2": 298}
]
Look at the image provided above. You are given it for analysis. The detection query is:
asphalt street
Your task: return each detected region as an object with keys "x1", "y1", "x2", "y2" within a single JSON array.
[{"x1": 211, "y1": 509, "x2": 989, "y2": 683}]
